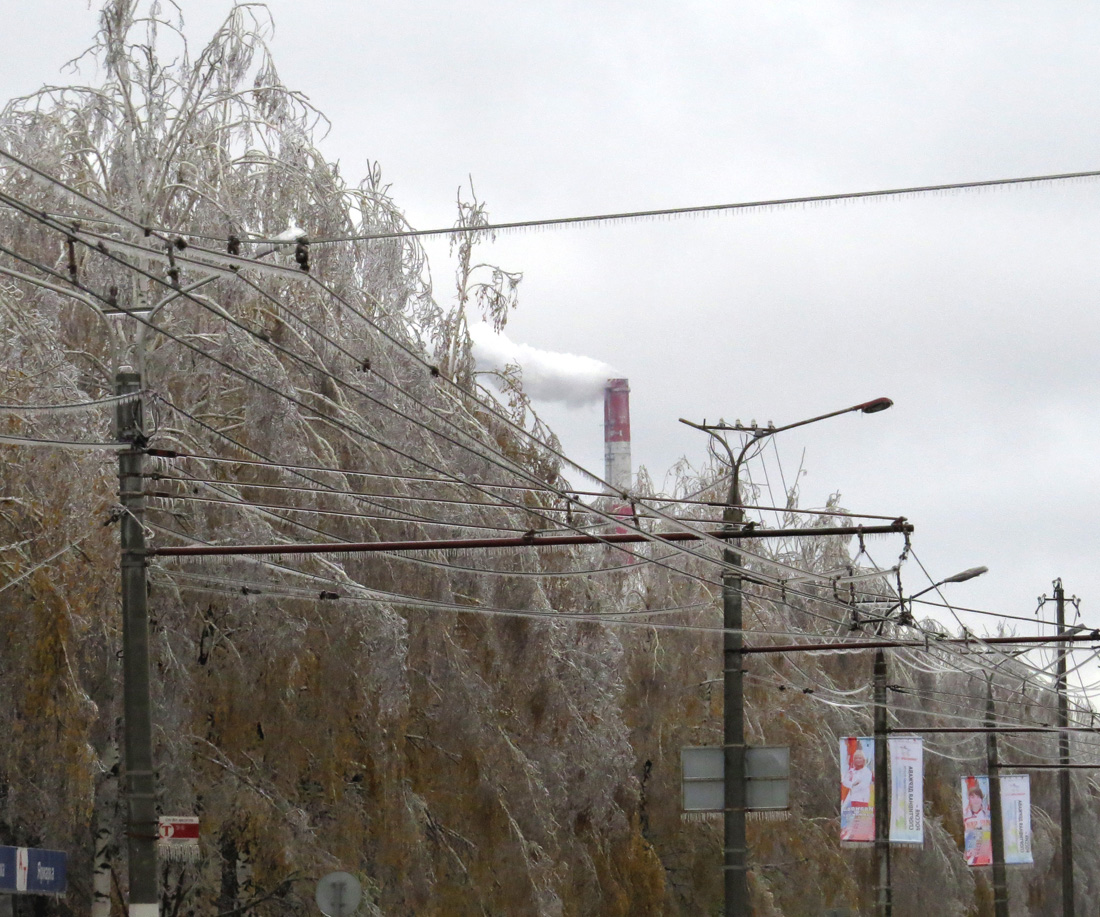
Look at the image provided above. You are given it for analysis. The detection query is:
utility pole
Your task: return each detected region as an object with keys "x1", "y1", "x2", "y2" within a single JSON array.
[
  {"x1": 1035, "y1": 578, "x2": 1076, "y2": 917},
  {"x1": 872, "y1": 648, "x2": 891, "y2": 917},
  {"x1": 865, "y1": 566, "x2": 987, "y2": 917},
  {"x1": 681, "y1": 398, "x2": 893, "y2": 917},
  {"x1": 117, "y1": 370, "x2": 159, "y2": 917},
  {"x1": 721, "y1": 496, "x2": 749, "y2": 917},
  {"x1": 986, "y1": 678, "x2": 1008, "y2": 917},
  {"x1": 1054, "y1": 579, "x2": 1074, "y2": 917}
]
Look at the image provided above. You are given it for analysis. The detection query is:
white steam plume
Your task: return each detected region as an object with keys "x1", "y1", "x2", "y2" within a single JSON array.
[{"x1": 469, "y1": 322, "x2": 616, "y2": 408}]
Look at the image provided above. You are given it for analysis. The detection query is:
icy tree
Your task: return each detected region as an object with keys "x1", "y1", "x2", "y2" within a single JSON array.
[
  {"x1": 0, "y1": 4, "x2": 1095, "y2": 917},
  {"x1": 0, "y1": 3, "x2": 661, "y2": 915}
]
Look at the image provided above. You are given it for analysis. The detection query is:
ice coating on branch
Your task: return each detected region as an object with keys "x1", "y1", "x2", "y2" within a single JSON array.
[{"x1": 469, "y1": 321, "x2": 616, "y2": 407}]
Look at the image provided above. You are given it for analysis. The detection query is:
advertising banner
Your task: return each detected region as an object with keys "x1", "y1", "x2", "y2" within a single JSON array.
[
  {"x1": 840, "y1": 736, "x2": 875, "y2": 843},
  {"x1": 888, "y1": 736, "x2": 924, "y2": 844},
  {"x1": 1000, "y1": 775, "x2": 1033, "y2": 865},
  {"x1": 961, "y1": 776, "x2": 992, "y2": 866}
]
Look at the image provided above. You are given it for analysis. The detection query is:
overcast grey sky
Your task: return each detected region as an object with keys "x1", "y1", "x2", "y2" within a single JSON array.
[{"x1": 4, "y1": 1, "x2": 1100, "y2": 637}]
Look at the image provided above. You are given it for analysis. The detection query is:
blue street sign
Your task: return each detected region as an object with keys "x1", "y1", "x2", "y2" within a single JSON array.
[
  {"x1": 0, "y1": 846, "x2": 67, "y2": 895},
  {"x1": 0, "y1": 847, "x2": 14, "y2": 893}
]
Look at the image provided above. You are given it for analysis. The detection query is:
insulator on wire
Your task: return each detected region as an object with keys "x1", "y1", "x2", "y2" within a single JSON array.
[
  {"x1": 66, "y1": 237, "x2": 78, "y2": 280},
  {"x1": 294, "y1": 237, "x2": 310, "y2": 272},
  {"x1": 227, "y1": 234, "x2": 241, "y2": 256},
  {"x1": 166, "y1": 243, "x2": 180, "y2": 287}
]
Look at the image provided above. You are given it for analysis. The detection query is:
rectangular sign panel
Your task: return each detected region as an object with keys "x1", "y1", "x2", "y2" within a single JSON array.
[
  {"x1": 0, "y1": 846, "x2": 67, "y2": 895},
  {"x1": 27, "y1": 848, "x2": 67, "y2": 894},
  {"x1": 840, "y1": 737, "x2": 875, "y2": 843},
  {"x1": 681, "y1": 747, "x2": 724, "y2": 812},
  {"x1": 681, "y1": 746, "x2": 791, "y2": 812},
  {"x1": 889, "y1": 736, "x2": 924, "y2": 844},
  {"x1": 1000, "y1": 775, "x2": 1033, "y2": 865},
  {"x1": 0, "y1": 846, "x2": 14, "y2": 893},
  {"x1": 744, "y1": 746, "x2": 790, "y2": 811},
  {"x1": 961, "y1": 776, "x2": 992, "y2": 866},
  {"x1": 158, "y1": 816, "x2": 200, "y2": 841}
]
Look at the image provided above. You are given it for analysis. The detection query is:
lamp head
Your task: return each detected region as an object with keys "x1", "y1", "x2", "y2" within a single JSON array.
[
  {"x1": 943, "y1": 565, "x2": 989, "y2": 584},
  {"x1": 858, "y1": 397, "x2": 893, "y2": 414}
]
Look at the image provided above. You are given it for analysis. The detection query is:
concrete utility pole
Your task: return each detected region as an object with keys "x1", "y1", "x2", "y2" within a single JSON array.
[
  {"x1": 721, "y1": 484, "x2": 750, "y2": 917},
  {"x1": 1034, "y1": 578, "x2": 1077, "y2": 917},
  {"x1": 864, "y1": 565, "x2": 986, "y2": 917},
  {"x1": 986, "y1": 678, "x2": 1008, "y2": 917},
  {"x1": 681, "y1": 397, "x2": 892, "y2": 917},
  {"x1": 872, "y1": 648, "x2": 891, "y2": 917},
  {"x1": 1054, "y1": 580, "x2": 1074, "y2": 917},
  {"x1": 117, "y1": 370, "x2": 159, "y2": 917}
]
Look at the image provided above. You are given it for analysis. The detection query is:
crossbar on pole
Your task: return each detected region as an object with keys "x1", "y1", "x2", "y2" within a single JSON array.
[{"x1": 148, "y1": 522, "x2": 913, "y2": 557}]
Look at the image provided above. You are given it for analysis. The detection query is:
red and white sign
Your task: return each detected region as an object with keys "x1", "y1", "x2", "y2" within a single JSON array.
[
  {"x1": 158, "y1": 817, "x2": 200, "y2": 862},
  {"x1": 158, "y1": 816, "x2": 200, "y2": 840}
]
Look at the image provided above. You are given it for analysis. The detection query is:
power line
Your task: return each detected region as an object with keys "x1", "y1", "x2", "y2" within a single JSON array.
[
  {"x1": 0, "y1": 392, "x2": 142, "y2": 413},
  {"x1": 299, "y1": 168, "x2": 1100, "y2": 244},
  {"x1": 0, "y1": 165, "x2": 915, "y2": 594},
  {"x1": 2, "y1": 162, "x2": 1020, "y2": 653}
]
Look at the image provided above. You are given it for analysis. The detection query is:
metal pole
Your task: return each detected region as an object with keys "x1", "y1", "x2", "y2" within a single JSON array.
[
  {"x1": 681, "y1": 402, "x2": 894, "y2": 917},
  {"x1": 117, "y1": 371, "x2": 159, "y2": 917},
  {"x1": 723, "y1": 469, "x2": 749, "y2": 916},
  {"x1": 873, "y1": 648, "x2": 891, "y2": 917},
  {"x1": 148, "y1": 521, "x2": 914, "y2": 557},
  {"x1": 986, "y1": 678, "x2": 1008, "y2": 917},
  {"x1": 1055, "y1": 579, "x2": 1074, "y2": 917}
]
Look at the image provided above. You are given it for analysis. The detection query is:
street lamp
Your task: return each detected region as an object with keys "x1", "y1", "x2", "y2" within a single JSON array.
[
  {"x1": 680, "y1": 397, "x2": 893, "y2": 917},
  {"x1": 868, "y1": 564, "x2": 987, "y2": 917},
  {"x1": 942, "y1": 566, "x2": 989, "y2": 585},
  {"x1": 859, "y1": 566, "x2": 988, "y2": 628}
]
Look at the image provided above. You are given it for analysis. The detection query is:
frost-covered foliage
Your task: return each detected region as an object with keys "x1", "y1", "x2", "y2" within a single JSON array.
[
  {"x1": 0, "y1": 4, "x2": 654, "y2": 915},
  {"x1": 1, "y1": 4, "x2": 1097, "y2": 917}
]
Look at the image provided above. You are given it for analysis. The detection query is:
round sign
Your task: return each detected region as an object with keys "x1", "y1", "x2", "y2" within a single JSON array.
[{"x1": 315, "y1": 872, "x2": 362, "y2": 917}]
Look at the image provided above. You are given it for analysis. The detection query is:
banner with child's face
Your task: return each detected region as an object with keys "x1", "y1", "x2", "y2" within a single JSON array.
[
  {"x1": 839, "y1": 737, "x2": 875, "y2": 843},
  {"x1": 961, "y1": 776, "x2": 992, "y2": 866}
]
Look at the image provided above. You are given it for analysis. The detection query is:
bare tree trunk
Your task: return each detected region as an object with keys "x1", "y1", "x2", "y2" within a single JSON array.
[
  {"x1": 217, "y1": 835, "x2": 238, "y2": 916},
  {"x1": 235, "y1": 844, "x2": 255, "y2": 907},
  {"x1": 92, "y1": 738, "x2": 121, "y2": 917}
]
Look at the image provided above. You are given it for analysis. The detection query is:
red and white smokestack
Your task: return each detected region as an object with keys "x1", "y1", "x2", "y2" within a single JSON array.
[{"x1": 604, "y1": 378, "x2": 632, "y2": 493}]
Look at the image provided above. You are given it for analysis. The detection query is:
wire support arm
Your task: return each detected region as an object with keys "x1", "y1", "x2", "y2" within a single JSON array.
[{"x1": 148, "y1": 521, "x2": 914, "y2": 557}]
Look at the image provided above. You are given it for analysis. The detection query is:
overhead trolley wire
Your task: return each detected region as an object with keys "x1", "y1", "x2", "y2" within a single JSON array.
[
  {"x1": 147, "y1": 451, "x2": 897, "y2": 522},
  {"x1": 6, "y1": 153, "x2": 1100, "y2": 729},
  {"x1": 147, "y1": 559, "x2": 974, "y2": 646},
  {"x1": 0, "y1": 158, "x2": 913, "y2": 598},
  {"x1": 0, "y1": 157, "x2": 923, "y2": 638},
  {"x1": 57, "y1": 197, "x2": 891, "y2": 562},
  {"x1": 0, "y1": 151, "x2": 1073, "y2": 639},
  {"x1": 153, "y1": 395, "x2": 806, "y2": 601}
]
